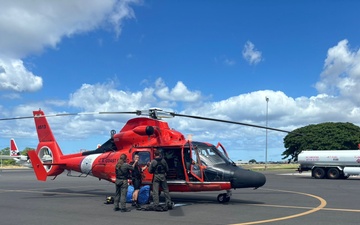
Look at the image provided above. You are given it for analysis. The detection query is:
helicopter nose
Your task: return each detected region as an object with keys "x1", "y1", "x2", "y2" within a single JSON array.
[{"x1": 231, "y1": 168, "x2": 266, "y2": 189}]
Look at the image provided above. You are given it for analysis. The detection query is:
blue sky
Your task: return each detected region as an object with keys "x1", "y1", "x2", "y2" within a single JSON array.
[{"x1": 1, "y1": 0, "x2": 360, "y2": 162}]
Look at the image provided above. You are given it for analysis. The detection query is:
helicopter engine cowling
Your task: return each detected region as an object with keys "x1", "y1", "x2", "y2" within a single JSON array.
[{"x1": 133, "y1": 126, "x2": 155, "y2": 136}]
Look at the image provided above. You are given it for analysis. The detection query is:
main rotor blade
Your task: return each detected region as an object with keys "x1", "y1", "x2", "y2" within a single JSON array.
[
  {"x1": 169, "y1": 112, "x2": 294, "y2": 134},
  {"x1": 0, "y1": 113, "x2": 79, "y2": 121},
  {"x1": 98, "y1": 111, "x2": 142, "y2": 116},
  {"x1": 0, "y1": 111, "x2": 141, "y2": 121},
  {"x1": 0, "y1": 115, "x2": 36, "y2": 121}
]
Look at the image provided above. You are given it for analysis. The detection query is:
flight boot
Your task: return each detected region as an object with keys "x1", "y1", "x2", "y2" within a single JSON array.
[{"x1": 120, "y1": 208, "x2": 131, "y2": 212}]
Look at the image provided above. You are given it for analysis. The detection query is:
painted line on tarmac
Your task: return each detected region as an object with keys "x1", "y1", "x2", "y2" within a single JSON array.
[
  {"x1": 246, "y1": 204, "x2": 360, "y2": 213},
  {"x1": 320, "y1": 207, "x2": 360, "y2": 213},
  {"x1": 231, "y1": 188, "x2": 327, "y2": 225}
]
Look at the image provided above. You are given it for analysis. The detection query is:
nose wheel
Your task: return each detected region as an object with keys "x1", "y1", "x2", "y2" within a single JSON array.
[
  {"x1": 217, "y1": 190, "x2": 231, "y2": 203},
  {"x1": 217, "y1": 193, "x2": 230, "y2": 203}
]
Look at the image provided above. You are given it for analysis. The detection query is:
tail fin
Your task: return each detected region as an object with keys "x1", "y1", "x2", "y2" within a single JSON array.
[
  {"x1": 33, "y1": 110, "x2": 57, "y2": 143},
  {"x1": 7, "y1": 138, "x2": 30, "y2": 166},
  {"x1": 32, "y1": 110, "x2": 64, "y2": 179},
  {"x1": 33, "y1": 110, "x2": 63, "y2": 159},
  {"x1": 28, "y1": 150, "x2": 47, "y2": 181},
  {"x1": 10, "y1": 138, "x2": 19, "y2": 156}
]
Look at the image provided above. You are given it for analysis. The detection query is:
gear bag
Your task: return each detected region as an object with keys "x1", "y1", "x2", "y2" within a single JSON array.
[{"x1": 126, "y1": 185, "x2": 150, "y2": 204}]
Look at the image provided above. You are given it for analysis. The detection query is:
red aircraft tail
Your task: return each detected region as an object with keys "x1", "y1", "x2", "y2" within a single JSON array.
[
  {"x1": 33, "y1": 110, "x2": 57, "y2": 143},
  {"x1": 28, "y1": 150, "x2": 47, "y2": 181},
  {"x1": 10, "y1": 138, "x2": 19, "y2": 156},
  {"x1": 29, "y1": 110, "x2": 65, "y2": 180}
]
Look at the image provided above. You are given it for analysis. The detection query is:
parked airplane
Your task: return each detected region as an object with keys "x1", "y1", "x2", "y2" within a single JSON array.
[{"x1": 0, "y1": 138, "x2": 31, "y2": 167}]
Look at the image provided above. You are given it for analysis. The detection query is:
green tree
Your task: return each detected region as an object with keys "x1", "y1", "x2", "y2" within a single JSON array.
[
  {"x1": 249, "y1": 159, "x2": 257, "y2": 164},
  {"x1": 282, "y1": 122, "x2": 360, "y2": 161},
  {"x1": 0, "y1": 147, "x2": 15, "y2": 166},
  {"x1": 1, "y1": 147, "x2": 10, "y2": 155},
  {"x1": 22, "y1": 147, "x2": 34, "y2": 156}
]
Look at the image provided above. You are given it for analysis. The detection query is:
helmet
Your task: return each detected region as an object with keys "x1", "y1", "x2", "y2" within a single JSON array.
[{"x1": 104, "y1": 196, "x2": 114, "y2": 204}]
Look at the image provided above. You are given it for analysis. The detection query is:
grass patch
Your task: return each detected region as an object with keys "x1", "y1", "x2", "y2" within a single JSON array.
[{"x1": 239, "y1": 163, "x2": 299, "y2": 171}]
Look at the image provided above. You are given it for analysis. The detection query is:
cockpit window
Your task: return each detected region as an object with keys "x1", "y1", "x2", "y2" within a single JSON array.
[{"x1": 195, "y1": 144, "x2": 231, "y2": 165}]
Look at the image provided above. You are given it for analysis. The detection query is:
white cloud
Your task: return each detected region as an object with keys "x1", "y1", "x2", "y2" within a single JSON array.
[
  {"x1": 109, "y1": 0, "x2": 140, "y2": 38},
  {"x1": 67, "y1": 78, "x2": 203, "y2": 113},
  {"x1": 0, "y1": 0, "x2": 140, "y2": 58},
  {"x1": 155, "y1": 78, "x2": 202, "y2": 102},
  {"x1": 316, "y1": 39, "x2": 360, "y2": 103},
  {"x1": 69, "y1": 82, "x2": 154, "y2": 112},
  {"x1": 242, "y1": 41, "x2": 263, "y2": 65},
  {"x1": 0, "y1": 0, "x2": 141, "y2": 92},
  {"x1": 0, "y1": 58, "x2": 42, "y2": 91}
]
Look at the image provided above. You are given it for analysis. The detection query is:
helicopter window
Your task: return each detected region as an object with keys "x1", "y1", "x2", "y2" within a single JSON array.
[
  {"x1": 196, "y1": 145, "x2": 231, "y2": 165},
  {"x1": 136, "y1": 152, "x2": 150, "y2": 165}
]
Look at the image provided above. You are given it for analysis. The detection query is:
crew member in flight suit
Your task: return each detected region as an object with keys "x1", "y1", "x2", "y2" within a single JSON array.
[
  {"x1": 148, "y1": 149, "x2": 173, "y2": 211},
  {"x1": 114, "y1": 154, "x2": 134, "y2": 212}
]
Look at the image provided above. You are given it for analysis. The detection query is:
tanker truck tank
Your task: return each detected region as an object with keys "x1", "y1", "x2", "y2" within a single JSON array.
[{"x1": 297, "y1": 150, "x2": 360, "y2": 179}]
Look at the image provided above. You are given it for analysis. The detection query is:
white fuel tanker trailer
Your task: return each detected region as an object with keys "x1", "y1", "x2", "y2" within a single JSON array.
[{"x1": 297, "y1": 150, "x2": 360, "y2": 179}]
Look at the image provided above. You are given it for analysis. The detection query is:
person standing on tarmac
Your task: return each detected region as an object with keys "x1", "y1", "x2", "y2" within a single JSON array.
[
  {"x1": 114, "y1": 154, "x2": 134, "y2": 212},
  {"x1": 130, "y1": 154, "x2": 148, "y2": 209},
  {"x1": 148, "y1": 149, "x2": 173, "y2": 211}
]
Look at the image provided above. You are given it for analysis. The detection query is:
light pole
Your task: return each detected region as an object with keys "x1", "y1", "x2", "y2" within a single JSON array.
[{"x1": 265, "y1": 97, "x2": 269, "y2": 170}]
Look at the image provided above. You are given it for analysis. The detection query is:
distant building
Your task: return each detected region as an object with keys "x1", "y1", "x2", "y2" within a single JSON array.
[{"x1": 235, "y1": 160, "x2": 248, "y2": 164}]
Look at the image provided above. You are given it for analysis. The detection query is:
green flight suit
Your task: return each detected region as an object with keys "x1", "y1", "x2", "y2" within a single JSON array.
[
  {"x1": 114, "y1": 163, "x2": 134, "y2": 210},
  {"x1": 149, "y1": 157, "x2": 172, "y2": 209}
]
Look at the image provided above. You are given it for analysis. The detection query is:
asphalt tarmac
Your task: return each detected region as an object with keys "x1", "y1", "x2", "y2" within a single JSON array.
[{"x1": 1, "y1": 168, "x2": 359, "y2": 225}]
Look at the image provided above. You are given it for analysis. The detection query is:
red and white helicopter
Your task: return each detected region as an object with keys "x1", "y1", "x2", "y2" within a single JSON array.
[{"x1": 2, "y1": 108, "x2": 292, "y2": 203}]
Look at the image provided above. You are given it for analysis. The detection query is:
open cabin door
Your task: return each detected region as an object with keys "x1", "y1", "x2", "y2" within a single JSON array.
[
  {"x1": 183, "y1": 141, "x2": 204, "y2": 182},
  {"x1": 160, "y1": 147, "x2": 185, "y2": 180}
]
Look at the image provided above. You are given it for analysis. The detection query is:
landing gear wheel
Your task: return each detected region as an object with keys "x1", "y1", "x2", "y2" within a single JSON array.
[{"x1": 217, "y1": 193, "x2": 230, "y2": 203}]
